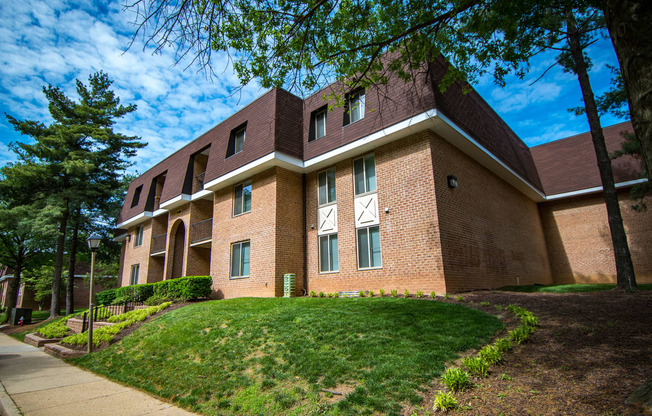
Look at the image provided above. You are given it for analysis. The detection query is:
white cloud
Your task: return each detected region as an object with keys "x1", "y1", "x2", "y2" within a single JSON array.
[{"x1": 0, "y1": 0, "x2": 263, "y2": 172}]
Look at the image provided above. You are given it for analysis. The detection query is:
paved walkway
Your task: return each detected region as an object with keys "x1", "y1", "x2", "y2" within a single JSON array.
[{"x1": 0, "y1": 333, "x2": 196, "y2": 416}]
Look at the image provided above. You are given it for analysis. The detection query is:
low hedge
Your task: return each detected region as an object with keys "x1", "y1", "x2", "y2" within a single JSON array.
[{"x1": 96, "y1": 276, "x2": 212, "y2": 305}]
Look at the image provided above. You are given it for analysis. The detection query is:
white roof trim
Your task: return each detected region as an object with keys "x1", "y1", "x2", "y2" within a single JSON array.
[
  {"x1": 435, "y1": 113, "x2": 546, "y2": 202},
  {"x1": 116, "y1": 211, "x2": 153, "y2": 229},
  {"x1": 545, "y1": 178, "x2": 648, "y2": 201},
  {"x1": 119, "y1": 108, "x2": 551, "y2": 225}
]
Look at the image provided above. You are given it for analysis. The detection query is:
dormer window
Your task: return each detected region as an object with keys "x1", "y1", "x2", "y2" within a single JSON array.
[
  {"x1": 226, "y1": 123, "x2": 247, "y2": 158},
  {"x1": 131, "y1": 185, "x2": 143, "y2": 208},
  {"x1": 343, "y1": 88, "x2": 365, "y2": 126},
  {"x1": 309, "y1": 106, "x2": 327, "y2": 141}
]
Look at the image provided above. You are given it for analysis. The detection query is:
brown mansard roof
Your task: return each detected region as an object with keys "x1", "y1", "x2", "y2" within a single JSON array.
[
  {"x1": 118, "y1": 61, "x2": 545, "y2": 225},
  {"x1": 530, "y1": 121, "x2": 642, "y2": 196}
]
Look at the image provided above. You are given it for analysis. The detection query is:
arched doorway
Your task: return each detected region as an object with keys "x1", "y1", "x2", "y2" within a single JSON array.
[{"x1": 171, "y1": 221, "x2": 186, "y2": 279}]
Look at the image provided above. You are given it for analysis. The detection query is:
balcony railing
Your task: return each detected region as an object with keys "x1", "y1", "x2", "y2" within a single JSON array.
[
  {"x1": 150, "y1": 233, "x2": 167, "y2": 254},
  {"x1": 190, "y1": 218, "x2": 212, "y2": 244},
  {"x1": 195, "y1": 172, "x2": 206, "y2": 191}
]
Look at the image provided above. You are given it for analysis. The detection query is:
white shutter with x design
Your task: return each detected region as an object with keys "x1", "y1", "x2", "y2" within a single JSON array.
[
  {"x1": 354, "y1": 193, "x2": 379, "y2": 228},
  {"x1": 318, "y1": 204, "x2": 338, "y2": 235}
]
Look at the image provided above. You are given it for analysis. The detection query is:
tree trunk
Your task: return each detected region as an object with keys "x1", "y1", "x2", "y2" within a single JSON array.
[
  {"x1": 2, "y1": 254, "x2": 23, "y2": 324},
  {"x1": 567, "y1": 17, "x2": 637, "y2": 291},
  {"x1": 603, "y1": 0, "x2": 652, "y2": 180},
  {"x1": 50, "y1": 200, "x2": 69, "y2": 318},
  {"x1": 66, "y1": 206, "x2": 81, "y2": 315}
]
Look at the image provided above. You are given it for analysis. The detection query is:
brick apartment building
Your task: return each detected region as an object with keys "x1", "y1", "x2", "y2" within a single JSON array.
[{"x1": 114, "y1": 59, "x2": 651, "y2": 298}]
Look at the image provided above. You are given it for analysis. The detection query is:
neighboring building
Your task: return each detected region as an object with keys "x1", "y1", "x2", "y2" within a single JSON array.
[
  {"x1": 114, "y1": 59, "x2": 651, "y2": 298},
  {"x1": 0, "y1": 264, "x2": 110, "y2": 311}
]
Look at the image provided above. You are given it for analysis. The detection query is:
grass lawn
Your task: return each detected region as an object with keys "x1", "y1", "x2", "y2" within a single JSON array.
[
  {"x1": 72, "y1": 297, "x2": 501, "y2": 415},
  {"x1": 498, "y1": 283, "x2": 652, "y2": 293}
]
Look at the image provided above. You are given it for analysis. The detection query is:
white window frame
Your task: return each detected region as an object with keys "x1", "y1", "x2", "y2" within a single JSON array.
[
  {"x1": 233, "y1": 179, "x2": 252, "y2": 216},
  {"x1": 130, "y1": 264, "x2": 140, "y2": 285},
  {"x1": 230, "y1": 241, "x2": 250, "y2": 278},
  {"x1": 357, "y1": 226, "x2": 382, "y2": 270},
  {"x1": 348, "y1": 90, "x2": 365, "y2": 124},
  {"x1": 353, "y1": 153, "x2": 377, "y2": 196},
  {"x1": 318, "y1": 167, "x2": 336, "y2": 206},
  {"x1": 233, "y1": 126, "x2": 245, "y2": 154},
  {"x1": 134, "y1": 226, "x2": 144, "y2": 247},
  {"x1": 319, "y1": 233, "x2": 339, "y2": 273},
  {"x1": 314, "y1": 108, "x2": 327, "y2": 139}
]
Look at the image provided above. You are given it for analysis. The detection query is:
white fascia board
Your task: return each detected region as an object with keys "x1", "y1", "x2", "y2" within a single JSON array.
[
  {"x1": 435, "y1": 113, "x2": 546, "y2": 202},
  {"x1": 545, "y1": 178, "x2": 649, "y2": 201},
  {"x1": 190, "y1": 189, "x2": 214, "y2": 201},
  {"x1": 160, "y1": 194, "x2": 192, "y2": 210},
  {"x1": 203, "y1": 152, "x2": 303, "y2": 192},
  {"x1": 116, "y1": 211, "x2": 153, "y2": 229},
  {"x1": 304, "y1": 110, "x2": 439, "y2": 172},
  {"x1": 152, "y1": 208, "x2": 169, "y2": 218},
  {"x1": 112, "y1": 232, "x2": 129, "y2": 242}
]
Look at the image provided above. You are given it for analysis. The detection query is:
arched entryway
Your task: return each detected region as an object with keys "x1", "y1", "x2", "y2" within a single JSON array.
[{"x1": 170, "y1": 221, "x2": 186, "y2": 279}]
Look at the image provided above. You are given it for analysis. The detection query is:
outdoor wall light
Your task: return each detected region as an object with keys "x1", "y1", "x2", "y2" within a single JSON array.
[
  {"x1": 310, "y1": 224, "x2": 315, "y2": 229},
  {"x1": 384, "y1": 207, "x2": 390, "y2": 213},
  {"x1": 447, "y1": 175, "x2": 458, "y2": 189}
]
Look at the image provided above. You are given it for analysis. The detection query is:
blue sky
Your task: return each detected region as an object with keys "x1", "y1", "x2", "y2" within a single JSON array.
[{"x1": 0, "y1": 0, "x2": 627, "y2": 173}]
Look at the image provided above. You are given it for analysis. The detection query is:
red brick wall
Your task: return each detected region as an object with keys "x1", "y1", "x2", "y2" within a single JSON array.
[
  {"x1": 306, "y1": 131, "x2": 447, "y2": 295},
  {"x1": 120, "y1": 222, "x2": 153, "y2": 287},
  {"x1": 274, "y1": 168, "x2": 305, "y2": 296},
  {"x1": 539, "y1": 191, "x2": 652, "y2": 284},
  {"x1": 430, "y1": 131, "x2": 552, "y2": 292},
  {"x1": 210, "y1": 168, "x2": 279, "y2": 298}
]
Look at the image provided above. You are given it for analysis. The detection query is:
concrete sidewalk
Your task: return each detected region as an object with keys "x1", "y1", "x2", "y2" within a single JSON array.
[{"x1": 0, "y1": 333, "x2": 196, "y2": 416}]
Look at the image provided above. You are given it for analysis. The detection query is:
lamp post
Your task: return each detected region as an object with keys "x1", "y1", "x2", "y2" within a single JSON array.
[{"x1": 87, "y1": 233, "x2": 102, "y2": 353}]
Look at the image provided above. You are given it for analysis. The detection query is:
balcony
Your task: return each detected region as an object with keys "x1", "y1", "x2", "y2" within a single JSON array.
[
  {"x1": 190, "y1": 218, "x2": 212, "y2": 245},
  {"x1": 150, "y1": 233, "x2": 167, "y2": 256}
]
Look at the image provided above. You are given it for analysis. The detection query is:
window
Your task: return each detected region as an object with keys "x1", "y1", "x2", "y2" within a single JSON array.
[
  {"x1": 130, "y1": 264, "x2": 140, "y2": 285},
  {"x1": 357, "y1": 226, "x2": 381, "y2": 269},
  {"x1": 343, "y1": 89, "x2": 365, "y2": 125},
  {"x1": 318, "y1": 168, "x2": 336, "y2": 205},
  {"x1": 319, "y1": 234, "x2": 339, "y2": 273},
  {"x1": 309, "y1": 106, "x2": 327, "y2": 141},
  {"x1": 134, "y1": 226, "x2": 144, "y2": 247},
  {"x1": 131, "y1": 185, "x2": 143, "y2": 208},
  {"x1": 231, "y1": 241, "x2": 250, "y2": 278},
  {"x1": 233, "y1": 180, "x2": 252, "y2": 216},
  {"x1": 353, "y1": 153, "x2": 376, "y2": 195},
  {"x1": 226, "y1": 124, "x2": 247, "y2": 157}
]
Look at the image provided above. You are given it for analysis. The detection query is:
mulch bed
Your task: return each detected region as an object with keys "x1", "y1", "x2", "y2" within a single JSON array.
[{"x1": 412, "y1": 290, "x2": 652, "y2": 415}]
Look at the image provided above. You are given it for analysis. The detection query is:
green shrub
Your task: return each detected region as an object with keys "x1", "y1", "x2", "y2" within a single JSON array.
[
  {"x1": 38, "y1": 319, "x2": 70, "y2": 338},
  {"x1": 432, "y1": 391, "x2": 458, "y2": 412},
  {"x1": 440, "y1": 368, "x2": 470, "y2": 392},
  {"x1": 404, "y1": 289, "x2": 410, "y2": 297},
  {"x1": 309, "y1": 290, "x2": 316, "y2": 297},
  {"x1": 64, "y1": 302, "x2": 173, "y2": 347},
  {"x1": 95, "y1": 288, "x2": 117, "y2": 306},
  {"x1": 462, "y1": 356, "x2": 489, "y2": 377},
  {"x1": 359, "y1": 291, "x2": 365, "y2": 298},
  {"x1": 509, "y1": 325, "x2": 534, "y2": 344},
  {"x1": 379, "y1": 289, "x2": 385, "y2": 297},
  {"x1": 520, "y1": 313, "x2": 539, "y2": 327},
  {"x1": 369, "y1": 290, "x2": 374, "y2": 297},
  {"x1": 481, "y1": 301, "x2": 490, "y2": 307},
  {"x1": 416, "y1": 290, "x2": 424, "y2": 298},
  {"x1": 455, "y1": 295, "x2": 464, "y2": 302},
  {"x1": 444, "y1": 293, "x2": 450, "y2": 300},
  {"x1": 145, "y1": 294, "x2": 174, "y2": 306},
  {"x1": 478, "y1": 345, "x2": 503, "y2": 365},
  {"x1": 319, "y1": 292, "x2": 325, "y2": 298},
  {"x1": 494, "y1": 337, "x2": 512, "y2": 353},
  {"x1": 391, "y1": 289, "x2": 398, "y2": 297},
  {"x1": 333, "y1": 292, "x2": 339, "y2": 298},
  {"x1": 98, "y1": 276, "x2": 212, "y2": 304}
]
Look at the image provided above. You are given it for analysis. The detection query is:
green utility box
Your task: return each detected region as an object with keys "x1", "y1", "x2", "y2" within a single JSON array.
[{"x1": 283, "y1": 273, "x2": 296, "y2": 298}]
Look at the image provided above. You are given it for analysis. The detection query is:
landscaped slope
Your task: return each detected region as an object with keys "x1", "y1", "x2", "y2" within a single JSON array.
[{"x1": 72, "y1": 297, "x2": 501, "y2": 415}]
